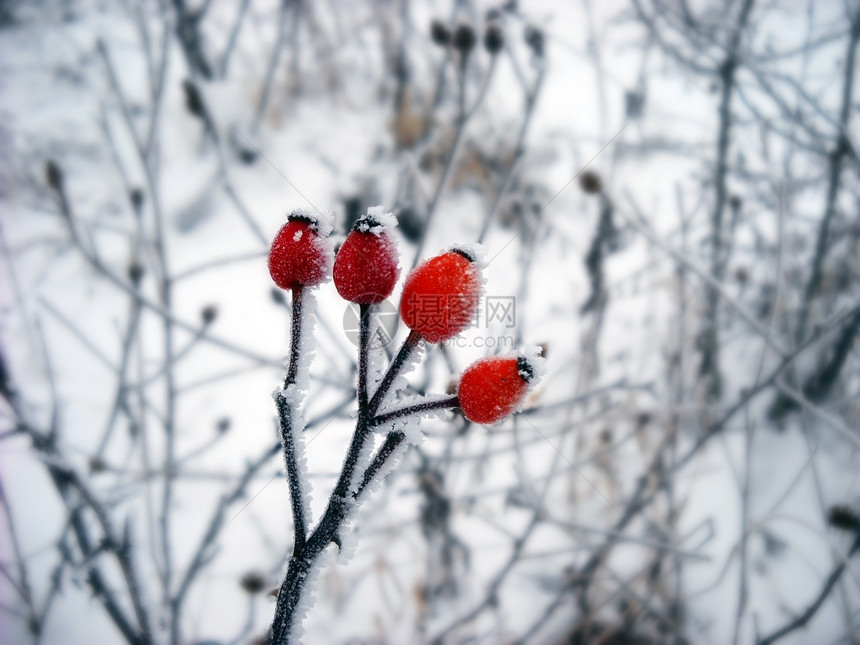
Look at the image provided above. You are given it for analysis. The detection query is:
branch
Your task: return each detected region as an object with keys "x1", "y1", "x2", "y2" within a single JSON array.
[
  {"x1": 757, "y1": 535, "x2": 860, "y2": 645},
  {"x1": 253, "y1": 0, "x2": 293, "y2": 132},
  {"x1": 219, "y1": 0, "x2": 253, "y2": 78},
  {"x1": 367, "y1": 330, "x2": 422, "y2": 415},
  {"x1": 278, "y1": 286, "x2": 310, "y2": 552},
  {"x1": 794, "y1": 12, "x2": 860, "y2": 342},
  {"x1": 369, "y1": 395, "x2": 459, "y2": 428},
  {"x1": 698, "y1": 0, "x2": 755, "y2": 399}
]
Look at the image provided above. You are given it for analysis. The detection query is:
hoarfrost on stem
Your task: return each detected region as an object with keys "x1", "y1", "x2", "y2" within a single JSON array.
[
  {"x1": 383, "y1": 392, "x2": 452, "y2": 445},
  {"x1": 356, "y1": 439, "x2": 410, "y2": 502},
  {"x1": 293, "y1": 289, "x2": 319, "y2": 396},
  {"x1": 277, "y1": 383, "x2": 314, "y2": 529},
  {"x1": 373, "y1": 336, "x2": 425, "y2": 412}
]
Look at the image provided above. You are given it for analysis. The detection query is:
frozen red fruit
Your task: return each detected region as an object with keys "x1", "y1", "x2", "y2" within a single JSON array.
[
  {"x1": 400, "y1": 247, "x2": 482, "y2": 343},
  {"x1": 334, "y1": 208, "x2": 400, "y2": 304},
  {"x1": 458, "y1": 355, "x2": 536, "y2": 424},
  {"x1": 268, "y1": 211, "x2": 333, "y2": 290}
]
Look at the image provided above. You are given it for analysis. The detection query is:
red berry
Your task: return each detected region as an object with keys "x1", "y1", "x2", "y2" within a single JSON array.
[
  {"x1": 268, "y1": 211, "x2": 333, "y2": 290},
  {"x1": 333, "y1": 209, "x2": 400, "y2": 304},
  {"x1": 400, "y1": 247, "x2": 482, "y2": 343},
  {"x1": 458, "y1": 355, "x2": 534, "y2": 424}
]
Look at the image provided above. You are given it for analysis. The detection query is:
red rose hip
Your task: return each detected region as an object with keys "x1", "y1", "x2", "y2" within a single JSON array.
[
  {"x1": 268, "y1": 210, "x2": 333, "y2": 290},
  {"x1": 400, "y1": 246, "x2": 483, "y2": 343},
  {"x1": 334, "y1": 207, "x2": 400, "y2": 304},
  {"x1": 458, "y1": 353, "x2": 540, "y2": 424}
]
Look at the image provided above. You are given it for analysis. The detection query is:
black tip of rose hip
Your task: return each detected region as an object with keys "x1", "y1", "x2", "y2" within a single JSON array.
[
  {"x1": 287, "y1": 211, "x2": 316, "y2": 226},
  {"x1": 45, "y1": 160, "x2": 63, "y2": 190},
  {"x1": 352, "y1": 212, "x2": 382, "y2": 232},
  {"x1": 484, "y1": 23, "x2": 503, "y2": 54},
  {"x1": 452, "y1": 24, "x2": 476, "y2": 54},
  {"x1": 430, "y1": 20, "x2": 449, "y2": 46},
  {"x1": 828, "y1": 505, "x2": 860, "y2": 532},
  {"x1": 201, "y1": 305, "x2": 218, "y2": 325},
  {"x1": 451, "y1": 246, "x2": 477, "y2": 263},
  {"x1": 216, "y1": 416, "x2": 231, "y2": 433},
  {"x1": 286, "y1": 209, "x2": 327, "y2": 233},
  {"x1": 516, "y1": 356, "x2": 535, "y2": 383},
  {"x1": 524, "y1": 25, "x2": 544, "y2": 57}
]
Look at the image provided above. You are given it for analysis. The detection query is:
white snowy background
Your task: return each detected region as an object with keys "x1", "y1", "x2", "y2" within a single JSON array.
[{"x1": 1, "y1": 0, "x2": 858, "y2": 643}]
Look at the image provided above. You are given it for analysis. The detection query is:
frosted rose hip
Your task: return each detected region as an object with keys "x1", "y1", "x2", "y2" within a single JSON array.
[
  {"x1": 457, "y1": 355, "x2": 536, "y2": 424},
  {"x1": 334, "y1": 208, "x2": 400, "y2": 304},
  {"x1": 400, "y1": 248, "x2": 481, "y2": 343},
  {"x1": 268, "y1": 212, "x2": 333, "y2": 290}
]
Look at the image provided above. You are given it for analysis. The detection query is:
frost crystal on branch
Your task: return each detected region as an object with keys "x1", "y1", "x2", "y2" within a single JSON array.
[{"x1": 277, "y1": 384, "x2": 313, "y2": 528}]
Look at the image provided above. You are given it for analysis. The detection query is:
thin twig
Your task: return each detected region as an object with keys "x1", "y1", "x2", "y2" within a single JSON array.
[
  {"x1": 220, "y1": 0, "x2": 253, "y2": 78},
  {"x1": 794, "y1": 9, "x2": 860, "y2": 343},
  {"x1": 254, "y1": 0, "x2": 293, "y2": 132},
  {"x1": 757, "y1": 535, "x2": 860, "y2": 645}
]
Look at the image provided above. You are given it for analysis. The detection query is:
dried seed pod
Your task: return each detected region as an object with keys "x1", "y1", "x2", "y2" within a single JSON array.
[
  {"x1": 129, "y1": 187, "x2": 144, "y2": 213},
  {"x1": 45, "y1": 159, "x2": 63, "y2": 190},
  {"x1": 240, "y1": 571, "x2": 266, "y2": 594},
  {"x1": 828, "y1": 505, "x2": 860, "y2": 533},
  {"x1": 182, "y1": 79, "x2": 205, "y2": 119},
  {"x1": 579, "y1": 170, "x2": 602, "y2": 194},
  {"x1": 430, "y1": 20, "x2": 450, "y2": 46},
  {"x1": 524, "y1": 25, "x2": 544, "y2": 57},
  {"x1": 484, "y1": 22, "x2": 504, "y2": 54},
  {"x1": 452, "y1": 24, "x2": 476, "y2": 55},
  {"x1": 127, "y1": 262, "x2": 145, "y2": 286},
  {"x1": 200, "y1": 304, "x2": 218, "y2": 325}
]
